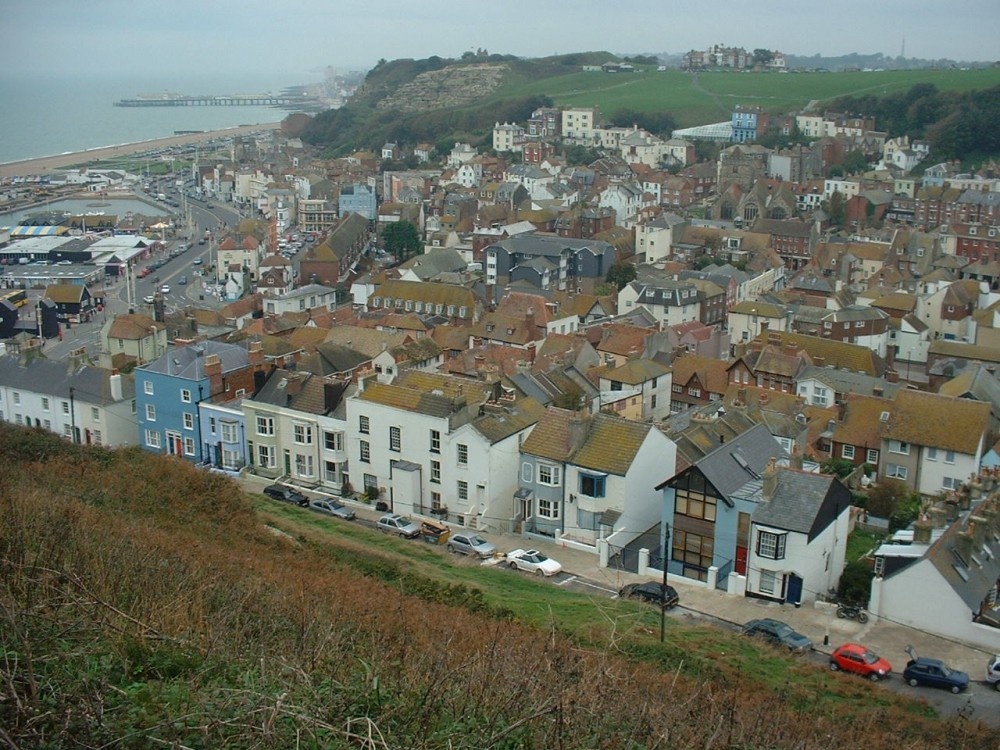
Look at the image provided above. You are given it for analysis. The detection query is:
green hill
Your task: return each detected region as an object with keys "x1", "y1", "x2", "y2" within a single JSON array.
[
  {"x1": 0, "y1": 424, "x2": 991, "y2": 748},
  {"x1": 301, "y1": 53, "x2": 1000, "y2": 156}
]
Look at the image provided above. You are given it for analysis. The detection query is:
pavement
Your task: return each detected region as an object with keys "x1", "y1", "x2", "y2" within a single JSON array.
[{"x1": 238, "y1": 473, "x2": 996, "y2": 686}]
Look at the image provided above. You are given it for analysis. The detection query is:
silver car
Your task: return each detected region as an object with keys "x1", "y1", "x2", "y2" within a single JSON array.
[
  {"x1": 376, "y1": 513, "x2": 420, "y2": 539},
  {"x1": 447, "y1": 532, "x2": 496, "y2": 558},
  {"x1": 308, "y1": 498, "x2": 355, "y2": 521}
]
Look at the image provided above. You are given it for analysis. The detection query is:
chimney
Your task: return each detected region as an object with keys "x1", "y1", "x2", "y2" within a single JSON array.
[
  {"x1": 929, "y1": 505, "x2": 948, "y2": 529},
  {"x1": 813, "y1": 356, "x2": 826, "y2": 367},
  {"x1": 109, "y1": 372, "x2": 123, "y2": 401},
  {"x1": 872, "y1": 385, "x2": 884, "y2": 397},
  {"x1": 885, "y1": 370, "x2": 899, "y2": 384},
  {"x1": 954, "y1": 531, "x2": 974, "y2": 564},
  {"x1": 568, "y1": 412, "x2": 590, "y2": 453},
  {"x1": 968, "y1": 515, "x2": 988, "y2": 547},
  {"x1": 913, "y1": 517, "x2": 933, "y2": 544},
  {"x1": 248, "y1": 339, "x2": 265, "y2": 367},
  {"x1": 836, "y1": 401, "x2": 846, "y2": 422},
  {"x1": 762, "y1": 457, "x2": 779, "y2": 501}
]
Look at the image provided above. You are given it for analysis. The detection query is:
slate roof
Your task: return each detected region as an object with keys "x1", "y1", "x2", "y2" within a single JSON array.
[
  {"x1": 657, "y1": 423, "x2": 785, "y2": 502},
  {"x1": 490, "y1": 233, "x2": 614, "y2": 259},
  {"x1": 797, "y1": 365, "x2": 902, "y2": 399},
  {"x1": 938, "y1": 365, "x2": 1000, "y2": 413},
  {"x1": 0, "y1": 355, "x2": 134, "y2": 405},
  {"x1": 747, "y1": 469, "x2": 840, "y2": 535},
  {"x1": 924, "y1": 494, "x2": 1000, "y2": 614},
  {"x1": 142, "y1": 340, "x2": 256, "y2": 380},
  {"x1": 252, "y1": 369, "x2": 341, "y2": 415}
]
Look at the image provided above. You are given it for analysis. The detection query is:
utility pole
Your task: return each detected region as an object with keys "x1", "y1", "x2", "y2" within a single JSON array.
[
  {"x1": 69, "y1": 386, "x2": 77, "y2": 444},
  {"x1": 660, "y1": 524, "x2": 671, "y2": 643}
]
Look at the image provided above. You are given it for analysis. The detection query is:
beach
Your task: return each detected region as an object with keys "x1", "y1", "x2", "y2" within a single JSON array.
[{"x1": 0, "y1": 123, "x2": 282, "y2": 180}]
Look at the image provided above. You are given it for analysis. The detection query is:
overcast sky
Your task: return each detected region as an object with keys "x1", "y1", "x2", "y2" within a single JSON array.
[{"x1": 4, "y1": 0, "x2": 998, "y2": 82}]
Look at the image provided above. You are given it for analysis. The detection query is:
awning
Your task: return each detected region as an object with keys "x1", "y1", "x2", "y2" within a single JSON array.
[{"x1": 5, "y1": 225, "x2": 69, "y2": 237}]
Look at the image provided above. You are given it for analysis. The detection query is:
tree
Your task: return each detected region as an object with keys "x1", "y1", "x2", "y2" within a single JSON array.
[
  {"x1": 826, "y1": 190, "x2": 846, "y2": 227},
  {"x1": 605, "y1": 261, "x2": 637, "y2": 289},
  {"x1": 553, "y1": 384, "x2": 585, "y2": 411},
  {"x1": 841, "y1": 149, "x2": 869, "y2": 175},
  {"x1": 752, "y1": 49, "x2": 775, "y2": 67},
  {"x1": 821, "y1": 457, "x2": 855, "y2": 479},
  {"x1": 381, "y1": 221, "x2": 422, "y2": 262}
]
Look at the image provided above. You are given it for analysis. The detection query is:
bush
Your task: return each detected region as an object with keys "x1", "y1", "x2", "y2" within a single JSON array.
[{"x1": 838, "y1": 560, "x2": 874, "y2": 604}]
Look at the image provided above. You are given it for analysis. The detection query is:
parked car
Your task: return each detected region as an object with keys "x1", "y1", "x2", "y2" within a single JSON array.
[
  {"x1": 618, "y1": 581, "x2": 680, "y2": 609},
  {"x1": 986, "y1": 654, "x2": 1000, "y2": 691},
  {"x1": 143, "y1": 295, "x2": 155, "y2": 304},
  {"x1": 193, "y1": 257, "x2": 203, "y2": 264},
  {"x1": 741, "y1": 618, "x2": 813, "y2": 653},
  {"x1": 159, "y1": 284, "x2": 170, "y2": 294},
  {"x1": 376, "y1": 514, "x2": 420, "y2": 538},
  {"x1": 447, "y1": 532, "x2": 496, "y2": 558},
  {"x1": 262, "y1": 484, "x2": 309, "y2": 507},
  {"x1": 308, "y1": 498, "x2": 355, "y2": 521},
  {"x1": 903, "y1": 657, "x2": 969, "y2": 694},
  {"x1": 506, "y1": 549, "x2": 562, "y2": 576},
  {"x1": 829, "y1": 643, "x2": 892, "y2": 681}
]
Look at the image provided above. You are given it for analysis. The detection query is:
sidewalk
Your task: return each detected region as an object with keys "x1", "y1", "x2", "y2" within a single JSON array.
[{"x1": 241, "y1": 473, "x2": 993, "y2": 680}]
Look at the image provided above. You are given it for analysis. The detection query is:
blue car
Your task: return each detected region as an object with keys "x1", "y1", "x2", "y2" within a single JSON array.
[{"x1": 902, "y1": 657, "x2": 969, "y2": 694}]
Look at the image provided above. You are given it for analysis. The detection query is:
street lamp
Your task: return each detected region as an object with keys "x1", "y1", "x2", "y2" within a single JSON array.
[{"x1": 660, "y1": 523, "x2": 671, "y2": 643}]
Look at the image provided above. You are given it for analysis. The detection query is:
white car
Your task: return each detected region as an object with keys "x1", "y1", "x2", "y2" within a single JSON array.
[
  {"x1": 506, "y1": 549, "x2": 562, "y2": 576},
  {"x1": 376, "y1": 513, "x2": 420, "y2": 539},
  {"x1": 160, "y1": 284, "x2": 170, "y2": 294},
  {"x1": 143, "y1": 295, "x2": 155, "y2": 304}
]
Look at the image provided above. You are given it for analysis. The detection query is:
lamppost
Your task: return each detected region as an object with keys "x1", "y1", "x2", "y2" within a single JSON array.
[{"x1": 660, "y1": 523, "x2": 671, "y2": 643}]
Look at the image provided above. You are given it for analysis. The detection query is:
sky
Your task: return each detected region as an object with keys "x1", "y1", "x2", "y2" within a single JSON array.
[{"x1": 3, "y1": 0, "x2": 999, "y2": 83}]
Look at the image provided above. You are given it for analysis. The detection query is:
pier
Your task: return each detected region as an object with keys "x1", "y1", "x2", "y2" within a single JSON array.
[{"x1": 115, "y1": 94, "x2": 317, "y2": 107}]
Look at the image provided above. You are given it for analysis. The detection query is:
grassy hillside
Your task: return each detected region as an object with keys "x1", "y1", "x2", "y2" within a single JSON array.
[
  {"x1": 496, "y1": 67, "x2": 1000, "y2": 128},
  {"x1": 0, "y1": 424, "x2": 992, "y2": 748}
]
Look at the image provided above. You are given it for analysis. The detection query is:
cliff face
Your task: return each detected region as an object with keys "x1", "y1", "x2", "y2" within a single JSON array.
[{"x1": 373, "y1": 63, "x2": 510, "y2": 112}]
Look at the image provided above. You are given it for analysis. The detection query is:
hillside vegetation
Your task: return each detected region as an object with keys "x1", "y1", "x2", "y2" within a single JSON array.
[
  {"x1": 0, "y1": 424, "x2": 993, "y2": 748},
  {"x1": 301, "y1": 52, "x2": 1000, "y2": 157}
]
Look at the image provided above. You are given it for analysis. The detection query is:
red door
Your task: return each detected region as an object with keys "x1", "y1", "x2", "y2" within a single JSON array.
[{"x1": 735, "y1": 545, "x2": 748, "y2": 575}]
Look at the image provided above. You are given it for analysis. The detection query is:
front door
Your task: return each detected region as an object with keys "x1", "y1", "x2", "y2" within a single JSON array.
[{"x1": 786, "y1": 573, "x2": 803, "y2": 606}]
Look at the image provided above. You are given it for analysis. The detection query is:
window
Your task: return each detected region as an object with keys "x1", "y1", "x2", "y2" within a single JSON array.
[
  {"x1": 538, "y1": 463, "x2": 561, "y2": 486},
  {"x1": 457, "y1": 480, "x2": 468, "y2": 501},
  {"x1": 457, "y1": 443, "x2": 468, "y2": 465},
  {"x1": 145, "y1": 404, "x2": 156, "y2": 421},
  {"x1": 222, "y1": 448, "x2": 242, "y2": 470},
  {"x1": 759, "y1": 569, "x2": 777, "y2": 595},
  {"x1": 888, "y1": 440, "x2": 910, "y2": 455},
  {"x1": 295, "y1": 453, "x2": 314, "y2": 477},
  {"x1": 841, "y1": 445, "x2": 855, "y2": 459},
  {"x1": 431, "y1": 491, "x2": 442, "y2": 509},
  {"x1": 359, "y1": 415, "x2": 370, "y2": 434},
  {"x1": 91, "y1": 406, "x2": 100, "y2": 421},
  {"x1": 674, "y1": 475, "x2": 718, "y2": 522},
  {"x1": 257, "y1": 444, "x2": 275, "y2": 468},
  {"x1": 92, "y1": 430, "x2": 102, "y2": 446},
  {"x1": 324, "y1": 431, "x2": 343, "y2": 451},
  {"x1": 183, "y1": 413, "x2": 194, "y2": 430},
  {"x1": 579, "y1": 473, "x2": 606, "y2": 498},
  {"x1": 610, "y1": 380, "x2": 622, "y2": 391},
  {"x1": 886, "y1": 464, "x2": 908, "y2": 480},
  {"x1": 294, "y1": 423, "x2": 313, "y2": 445},
  {"x1": 41, "y1": 397, "x2": 49, "y2": 411},
  {"x1": 672, "y1": 529, "x2": 714, "y2": 574},
  {"x1": 256, "y1": 416, "x2": 274, "y2": 436},
  {"x1": 430, "y1": 460, "x2": 441, "y2": 483},
  {"x1": 359, "y1": 440, "x2": 370, "y2": 463},
  {"x1": 181, "y1": 389, "x2": 192, "y2": 403},
  {"x1": 927, "y1": 447, "x2": 938, "y2": 461},
  {"x1": 866, "y1": 449, "x2": 879, "y2": 464},
  {"x1": 942, "y1": 476, "x2": 961, "y2": 490},
  {"x1": 209, "y1": 417, "x2": 216, "y2": 433},
  {"x1": 430, "y1": 429, "x2": 440, "y2": 453},
  {"x1": 389, "y1": 426, "x2": 401, "y2": 452},
  {"x1": 145, "y1": 429, "x2": 161, "y2": 448},
  {"x1": 757, "y1": 531, "x2": 786, "y2": 560},
  {"x1": 183, "y1": 438, "x2": 195, "y2": 456},
  {"x1": 221, "y1": 422, "x2": 238, "y2": 443},
  {"x1": 144, "y1": 381, "x2": 154, "y2": 395},
  {"x1": 538, "y1": 496, "x2": 559, "y2": 519},
  {"x1": 944, "y1": 450, "x2": 955, "y2": 464},
  {"x1": 12, "y1": 392, "x2": 20, "y2": 405}
]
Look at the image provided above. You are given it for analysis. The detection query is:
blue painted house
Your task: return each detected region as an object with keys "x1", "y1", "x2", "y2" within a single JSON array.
[
  {"x1": 136, "y1": 340, "x2": 266, "y2": 462},
  {"x1": 338, "y1": 184, "x2": 377, "y2": 220},
  {"x1": 731, "y1": 106, "x2": 766, "y2": 143},
  {"x1": 653, "y1": 423, "x2": 785, "y2": 584},
  {"x1": 199, "y1": 397, "x2": 249, "y2": 471}
]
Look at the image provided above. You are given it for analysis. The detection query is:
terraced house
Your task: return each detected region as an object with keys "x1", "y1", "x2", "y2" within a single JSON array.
[
  {"x1": 367, "y1": 278, "x2": 479, "y2": 323},
  {"x1": 346, "y1": 371, "x2": 543, "y2": 532}
]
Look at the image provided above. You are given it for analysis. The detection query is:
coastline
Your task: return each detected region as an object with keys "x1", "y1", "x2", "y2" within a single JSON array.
[{"x1": 0, "y1": 123, "x2": 282, "y2": 180}]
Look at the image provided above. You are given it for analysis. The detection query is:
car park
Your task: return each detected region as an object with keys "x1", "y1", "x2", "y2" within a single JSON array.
[
  {"x1": 741, "y1": 618, "x2": 813, "y2": 653},
  {"x1": 618, "y1": 581, "x2": 680, "y2": 609},
  {"x1": 986, "y1": 654, "x2": 1000, "y2": 691},
  {"x1": 829, "y1": 643, "x2": 892, "y2": 681},
  {"x1": 446, "y1": 532, "x2": 497, "y2": 558},
  {"x1": 262, "y1": 484, "x2": 309, "y2": 507},
  {"x1": 505, "y1": 549, "x2": 562, "y2": 576},
  {"x1": 903, "y1": 657, "x2": 969, "y2": 693},
  {"x1": 376, "y1": 514, "x2": 421, "y2": 538},
  {"x1": 308, "y1": 498, "x2": 355, "y2": 521}
]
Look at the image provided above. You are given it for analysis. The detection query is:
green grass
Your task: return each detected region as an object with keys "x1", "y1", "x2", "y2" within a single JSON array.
[
  {"x1": 846, "y1": 528, "x2": 882, "y2": 562},
  {"x1": 493, "y1": 67, "x2": 1000, "y2": 128}
]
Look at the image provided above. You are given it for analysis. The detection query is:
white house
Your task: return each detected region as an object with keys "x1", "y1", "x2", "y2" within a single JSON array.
[
  {"x1": 737, "y1": 463, "x2": 851, "y2": 605},
  {"x1": 262, "y1": 283, "x2": 337, "y2": 317}
]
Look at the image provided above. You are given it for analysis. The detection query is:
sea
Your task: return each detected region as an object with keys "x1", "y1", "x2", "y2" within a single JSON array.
[{"x1": 0, "y1": 72, "x2": 311, "y2": 165}]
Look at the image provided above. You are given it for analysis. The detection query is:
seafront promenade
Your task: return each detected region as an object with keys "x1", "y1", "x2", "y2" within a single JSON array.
[{"x1": 0, "y1": 123, "x2": 281, "y2": 180}]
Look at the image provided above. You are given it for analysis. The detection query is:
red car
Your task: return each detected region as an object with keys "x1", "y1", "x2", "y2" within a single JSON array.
[{"x1": 829, "y1": 643, "x2": 892, "y2": 682}]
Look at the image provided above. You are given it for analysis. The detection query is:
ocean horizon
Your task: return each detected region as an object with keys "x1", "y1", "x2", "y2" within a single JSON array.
[{"x1": 0, "y1": 72, "x2": 311, "y2": 165}]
